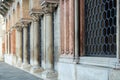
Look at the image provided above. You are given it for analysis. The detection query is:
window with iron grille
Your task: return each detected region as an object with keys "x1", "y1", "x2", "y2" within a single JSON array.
[{"x1": 85, "y1": 0, "x2": 116, "y2": 57}]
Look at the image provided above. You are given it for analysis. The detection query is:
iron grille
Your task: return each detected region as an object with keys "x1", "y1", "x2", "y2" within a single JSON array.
[{"x1": 85, "y1": 0, "x2": 116, "y2": 57}]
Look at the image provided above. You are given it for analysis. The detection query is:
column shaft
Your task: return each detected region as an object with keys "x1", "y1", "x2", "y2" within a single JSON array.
[
  {"x1": 45, "y1": 13, "x2": 53, "y2": 70},
  {"x1": 30, "y1": 22, "x2": 34, "y2": 66},
  {"x1": 69, "y1": 0, "x2": 75, "y2": 55},
  {"x1": 16, "y1": 27, "x2": 23, "y2": 66},
  {"x1": 75, "y1": 0, "x2": 79, "y2": 62},
  {"x1": 23, "y1": 27, "x2": 28, "y2": 64},
  {"x1": 33, "y1": 21, "x2": 40, "y2": 66},
  {"x1": 60, "y1": 0, "x2": 64, "y2": 54},
  {"x1": 5, "y1": 34, "x2": 8, "y2": 54},
  {"x1": 8, "y1": 32, "x2": 10, "y2": 54},
  {"x1": 64, "y1": 0, "x2": 69, "y2": 54}
]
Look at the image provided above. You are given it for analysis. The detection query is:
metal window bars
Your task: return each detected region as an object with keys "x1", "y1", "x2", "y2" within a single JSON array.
[{"x1": 85, "y1": 0, "x2": 116, "y2": 57}]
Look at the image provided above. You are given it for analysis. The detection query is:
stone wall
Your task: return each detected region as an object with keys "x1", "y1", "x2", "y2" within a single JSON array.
[{"x1": 58, "y1": 58, "x2": 120, "y2": 80}]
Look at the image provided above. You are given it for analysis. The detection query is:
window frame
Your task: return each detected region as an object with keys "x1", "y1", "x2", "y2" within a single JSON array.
[{"x1": 78, "y1": 0, "x2": 120, "y2": 69}]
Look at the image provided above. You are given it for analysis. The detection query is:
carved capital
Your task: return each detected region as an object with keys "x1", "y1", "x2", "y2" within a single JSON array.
[
  {"x1": 15, "y1": 23, "x2": 22, "y2": 27},
  {"x1": 31, "y1": 13, "x2": 40, "y2": 22},
  {"x1": 16, "y1": 26, "x2": 23, "y2": 32},
  {"x1": 29, "y1": 9, "x2": 43, "y2": 22},
  {"x1": 40, "y1": 0, "x2": 59, "y2": 14},
  {"x1": 20, "y1": 18, "x2": 32, "y2": 28},
  {"x1": 21, "y1": 22, "x2": 29, "y2": 28}
]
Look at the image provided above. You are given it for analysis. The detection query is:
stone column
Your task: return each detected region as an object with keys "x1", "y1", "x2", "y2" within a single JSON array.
[
  {"x1": 30, "y1": 22, "x2": 34, "y2": 66},
  {"x1": 16, "y1": 27, "x2": 23, "y2": 67},
  {"x1": 8, "y1": 32, "x2": 10, "y2": 55},
  {"x1": 22, "y1": 23, "x2": 30, "y2": 69},
  {"x1": 30, "y1": 13, "x2": 43, "y2": 73},
  {"x1": 41, "y1": 3, "x2": 57, "y2": 79},
  {"x1": 5, "y1": 33, "x2": 8, "y2": 54},
  {"x1": 74, "y1": 0, "x2": 79, "y2": 63}
]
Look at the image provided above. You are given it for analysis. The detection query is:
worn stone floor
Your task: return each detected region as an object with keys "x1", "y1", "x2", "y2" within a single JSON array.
[{"x1": 0, "y1": 62, "x2": 41, "y2": 80}]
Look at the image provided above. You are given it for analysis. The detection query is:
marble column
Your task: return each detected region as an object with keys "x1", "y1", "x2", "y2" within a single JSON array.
[
  {"x1": 60, "y1": 0, "x2": 64, "y2": 54},
  {"x1": 16, "y1": 27, "x2": 23, "y2": 67},
  {"x1": 8, "y1": 32, "x2": 10, "y2": 55},
  {"x1": 74, "y1": 0, "x2": 79, "y2": 63},
  {"x1": 5, "y1": 33, "x2": 8, "y2": 54},
  {"x1": 30, "y1": 22, "x2": 34, "y2": 66},
  {"x1": 22, "y1": 24, "x2": 30, "y2": 69},
  {"x1": 69, "y1": 0, "x2": 75, "y2": 55},
  {"x1": 30, "y1": 13, "x2": 43, "y2": 73},
  {"x1": 42, "y1": 3, "x2": 57, "y2": 79}
]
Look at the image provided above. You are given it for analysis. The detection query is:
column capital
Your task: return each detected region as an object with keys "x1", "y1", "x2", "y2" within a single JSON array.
[
  {"x1": 15, "y1": 26, "x2": 23, "y2": 32},
  {"x1": 29, "y1": 10, "x2": 43, "y2": 22},
  {"x1": 40, "y1": 0, "x2": 59, "y2": 14},
  {"x1": 31, "y1": 13, "x2": 41, "y2": 22},
  {"x1": 21, "y1": 22, "x2": 29, "y2": 28}
]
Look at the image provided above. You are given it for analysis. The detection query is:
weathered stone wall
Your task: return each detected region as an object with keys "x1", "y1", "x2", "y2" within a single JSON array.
[{"x1": 58, "y1": 58, "x2": 120, "y2": 80}]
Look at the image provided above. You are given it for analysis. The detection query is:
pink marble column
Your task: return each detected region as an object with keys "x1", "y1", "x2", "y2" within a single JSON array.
[
  {"x1": 69, "y1": 0, "x2": 75, "y2": 55},
  {"x1": 64, "y1": 0, "x2": 69, "y2": 54},
  {"x1": 80, "y1": 0, "x2": 85, "y2": 56},
  {"x1": 60, "y1": 0, "x2": 64, "y2": 54}
]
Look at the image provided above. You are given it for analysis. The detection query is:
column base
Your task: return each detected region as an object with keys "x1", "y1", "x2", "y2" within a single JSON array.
[
  {"x1": 42, "y1": 69, "x2": 58, "y2": 80},
  {"x1": 16, "y1": 60, "x2": 22, "y2": 67},
  {"x1": 30, "y1": 65, "x2": 44, "y2": 73},
  {"x1": 21, "y1": 63, "x2": 31, "y2": 71}
]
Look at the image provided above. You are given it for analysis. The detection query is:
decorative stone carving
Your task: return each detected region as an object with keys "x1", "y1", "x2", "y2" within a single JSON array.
[
  {"x1": 40, "y1": 0, "x2": 59, "y2": 14},
  {"x1": 16, "y1": 26, "x2": 23, "y2": 32},
  {"x1": 29, "y1": 9, "x2": 43, "y2": 22},
  {"x1": 31, "y1": 13, "x2": 41, "y2": 22},
  {"x1": 15, "y1": 23, "x2": 23, "y2": 32}
]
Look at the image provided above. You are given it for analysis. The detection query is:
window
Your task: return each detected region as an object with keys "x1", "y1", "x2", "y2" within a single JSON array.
[{"x1": 85, "y1": 0, "x2": 116, "y2": 57}]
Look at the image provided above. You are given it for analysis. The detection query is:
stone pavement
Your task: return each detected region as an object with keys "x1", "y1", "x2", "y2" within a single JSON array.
[{"x1": 0, "y1": 62, "x2": 41, "y2": 80}]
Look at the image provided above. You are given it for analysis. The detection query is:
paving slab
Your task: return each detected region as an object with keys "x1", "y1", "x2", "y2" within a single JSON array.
[{"x1": 0, "y1": 62, "x2": 41, "y2": 80}]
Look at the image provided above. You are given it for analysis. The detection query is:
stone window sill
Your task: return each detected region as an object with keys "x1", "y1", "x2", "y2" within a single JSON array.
[
  {"x1": 59, "y1": 56, "x2": 120, "y2": 69},
  {"x1": 79, "y1": 57, "x2": 120, "y2": 69}
]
